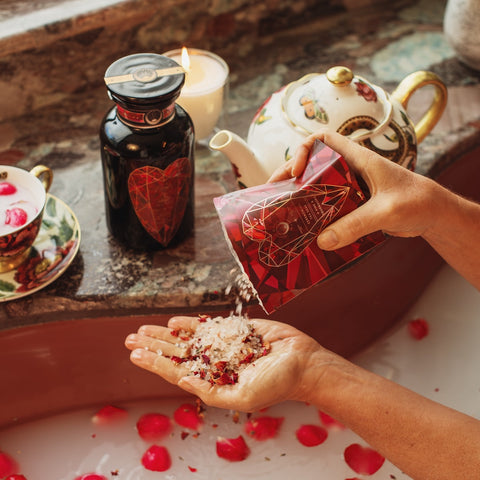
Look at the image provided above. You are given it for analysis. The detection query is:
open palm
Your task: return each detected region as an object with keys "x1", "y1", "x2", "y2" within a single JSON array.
[{"x1": 125, "y1": 316, "x2": 331, "y2": 412}]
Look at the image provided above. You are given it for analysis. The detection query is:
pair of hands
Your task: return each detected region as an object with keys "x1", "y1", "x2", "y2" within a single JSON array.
[
  {"x1": 125, "y1": 130, "x2": 438, "y2": 411},
  {"x1": 125, "y1": 316, "x2": 334, "y2": 412}
]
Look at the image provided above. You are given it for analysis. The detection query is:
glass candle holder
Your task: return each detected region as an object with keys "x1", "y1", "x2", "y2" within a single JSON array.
[{"x1": 163, "y1": 48, "x2": 229, "y2": 143}]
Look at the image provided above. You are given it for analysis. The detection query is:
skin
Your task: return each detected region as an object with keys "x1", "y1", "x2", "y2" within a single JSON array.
[{"x1": 125, "y1": 130, "x2": 480, "y2": 480}]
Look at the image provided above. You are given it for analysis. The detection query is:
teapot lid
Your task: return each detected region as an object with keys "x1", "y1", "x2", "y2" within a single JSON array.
[{"x1": 282, "y1": 66, "x2": 393, "y2": 141}]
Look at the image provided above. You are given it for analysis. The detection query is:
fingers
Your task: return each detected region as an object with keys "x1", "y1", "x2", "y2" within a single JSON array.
[
  {"x1": 167, "y1": 315, "x2": 202, "y2": 331},
  {"x1": 267, "y1": 129, "x2": 380, "y2": 184},
  {"x1": 130, "y1": 348, "x2": 189, "y2": 385},
  {"x1": 125, "y1": 332, "x2": 187, "y2": 358},
  {"x1": 268, "y1": 159, "x2": 296, "y2": 183},
  {"x1": 268, "y1": 133, "x2": 323, "y2": 183},
  {"x1": 317, "y1": 199, "x2": 384, "y2": 250}
]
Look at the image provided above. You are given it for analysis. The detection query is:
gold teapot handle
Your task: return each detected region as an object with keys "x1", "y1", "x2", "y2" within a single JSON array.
[{"x1": 391, "y1": 71, "x2": 447, "y2": 144}]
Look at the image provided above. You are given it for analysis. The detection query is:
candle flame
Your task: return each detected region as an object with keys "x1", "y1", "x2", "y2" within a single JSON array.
[{"x1": 181, "y1": 47, "x2": 190, "y2": 72}]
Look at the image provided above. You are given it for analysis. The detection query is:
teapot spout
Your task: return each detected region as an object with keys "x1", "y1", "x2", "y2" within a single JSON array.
[{"x1": 209, "y1": 130, "x2": 270, "y2": 188}]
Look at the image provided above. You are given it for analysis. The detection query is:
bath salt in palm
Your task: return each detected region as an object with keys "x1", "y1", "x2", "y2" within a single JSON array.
[{"x1": 170, "y1": 314, "x2": 270, "y2": 385}]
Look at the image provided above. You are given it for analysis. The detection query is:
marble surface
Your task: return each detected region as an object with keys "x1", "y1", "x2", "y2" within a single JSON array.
[{"x1": 1, "y1": 0, "x2": 480, "y2": 328}]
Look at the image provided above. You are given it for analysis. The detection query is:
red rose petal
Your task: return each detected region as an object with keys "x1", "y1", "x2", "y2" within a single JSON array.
[
  {"x1": 173, "y1": 403, "x2": 203, "y2": 430},
  {"x1": 5, "y1": 476, "x2": 28, "y2": 480},
  {"x1": 216, "y1": 435, "x2": 250, "y2": 462},
  {"x1": 318, "y1": 411, "x2": 345, "y2": 430},
  {"x1": 74, "y1": 475, "x2": 107, "y2": 480},
  {"x1": 244, "y1": 416, "x2": 284, "y2": 441},
  {"x1": 0, "y1": 182, "x2": 17, "y2": 195},
  {"x1": 141, "y1": 445, "x2": 172, "y2": 472},
  {"x1": 188, "y1": 466, "x2": 197, "y2": 472},
  {"x1": 344, "y1": 443, "x2": 385, "y2": 475},
  {"x1": 0, "y1": 451, "x2": 19, "y2": 477},
  {"x1": 5, "y1": 207, "x2": 28, "y2": 228},
  {"x1": 136, "y1": 412, "x2": 172, "y2": 441},
  {"x1": 91, "y1": 405, "x2": 128, "y2": 425},
  {"x1": 295, "y1": 424, "x2": 328, "y2": 447},
  {"x1": 408, "y1": 318, "x2": 429, "y2": 340}
]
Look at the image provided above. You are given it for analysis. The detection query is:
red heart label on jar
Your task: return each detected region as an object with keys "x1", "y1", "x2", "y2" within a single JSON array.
[{"x1": 128, "y1": 159, "x2": 191, "y2": 246}]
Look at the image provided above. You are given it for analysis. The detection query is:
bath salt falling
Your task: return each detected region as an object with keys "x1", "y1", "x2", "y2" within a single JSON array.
[{"x1": 170, "y1": 314, "x2": 270, "y2": 385}]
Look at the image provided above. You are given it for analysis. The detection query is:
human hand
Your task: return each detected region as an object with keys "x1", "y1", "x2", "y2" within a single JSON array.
[
  {"x1": 125, "y1": 316, "x2": 335, "y2": 412},
  {"x1": 268, "y1": 130, "x2": 442, "y2": 250}
]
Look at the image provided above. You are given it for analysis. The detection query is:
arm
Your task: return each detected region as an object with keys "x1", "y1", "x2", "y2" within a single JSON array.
[
  {"x1": 269, "y1": 130, "x2": 480, "y2": 290},
  {"x1": 306, "y1": 352, "x2": 480, "y2": 480},
  {"x1": 125, "y1": 317, "x2": 480, "y2": 480}
]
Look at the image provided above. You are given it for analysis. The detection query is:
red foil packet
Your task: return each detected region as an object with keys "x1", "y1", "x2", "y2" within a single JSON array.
[{"x1": 214, "y1": 140, "x2": 386, "y2": 313}]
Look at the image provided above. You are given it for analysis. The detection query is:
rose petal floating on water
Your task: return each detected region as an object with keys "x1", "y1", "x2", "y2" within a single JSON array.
[
  {"x1": 408, "y1": 318, "x2": 429, "y2": 340},
  {"x1": 244, "y1": 416, "x2": 284, "y2": 441},
  {"x1": 173, "y1": 403, "x2": 203, "y2": 430},
  {"x1": 0, "y1": 182, "x2": 17, "y2": 195},
  {"x1": 216, "y1": 435, "x2": 250, "y2": 462},
  {"x1": 91, "y1": 405, "x2": 128, "y2": 425},
  {"x1": 5, "y1": 207, "x2": 27, "y2": 228},
  {"x1": 74, "y1": 475, "x2": 107, "y2": 480},
  {"x1": 141, "y1": 445, "x2": 172, "y2": 472},
  {"x1": 0, "y1": 451, "x2": 19, "y2": 477},
  {"x1": 136, "y1": 412, "x2": 172, "y2": 441},
  {"x1": 295, "y1": 424, "x2": 328, "y2": 447},
  {"x1": 344, "y1": 443, "x2": 385, "y2": 475},
  {"x1": 318, "y1": 411, "x2": 345, "y2": 430}
]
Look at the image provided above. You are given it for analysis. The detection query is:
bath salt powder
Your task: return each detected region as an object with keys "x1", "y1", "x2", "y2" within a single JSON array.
[{"x1": 170, "y1": 314, "x2": 270, "y2": 385}]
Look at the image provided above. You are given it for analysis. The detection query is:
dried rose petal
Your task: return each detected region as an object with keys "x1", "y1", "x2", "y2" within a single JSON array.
[
  {"x1": 141, "y1": 445, "x2": 171, "y2": 472},
  {"x1": 295, "y1": 424, "x2": 328, "y2": 447},
  {"x1": 74, "y1": 475, "x2": 108, "y2": 480},
  {"x1": 244, "y1": 416, "x2": 284, "y2": 441},
  {"x1": 174, "y1": 403, "x2": 203, "y2": 430},
  {"x1": 216, "y1": 436, "x2": 250, "y2": 462},
  {"x1": 0, "y1": 182, "x2": 17, "y2": 195},
  {"x1": 408, "y1": 318, "x2": 429, "y2": 340},
  {"x1": 0, "y1": 451, "x2": 19, "y2": 477},
  {"x1": 344, "y1": 443, "x2": 385, "y2": 475},
  {"x1": 91, "y1": 405, "x2": 128, "y2": 425},
  {"x1": 318, "y1": 411, "x2": 345, "y2": 430},
  {"x1": 136, "y1": 413, "x2": 172, "y2": 441}
]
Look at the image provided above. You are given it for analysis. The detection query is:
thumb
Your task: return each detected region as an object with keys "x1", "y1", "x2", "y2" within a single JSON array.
[{"x1": 317, "y1": 201, "x2": 382, "y2": 250}]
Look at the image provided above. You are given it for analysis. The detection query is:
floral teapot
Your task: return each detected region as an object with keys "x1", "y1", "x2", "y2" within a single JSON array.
[{"x1": 209, "y1": 66, "x2": 447, "y2": 188}]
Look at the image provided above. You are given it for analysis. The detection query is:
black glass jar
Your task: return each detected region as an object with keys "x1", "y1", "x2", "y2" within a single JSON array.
[{"x1": 100, "y1": 53, "x2": 195, "y2": 250}]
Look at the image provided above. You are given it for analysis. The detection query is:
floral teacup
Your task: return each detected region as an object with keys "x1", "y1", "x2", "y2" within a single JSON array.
[{"x1": 0, "y1": 165, "x2": 53, "y2": 272}]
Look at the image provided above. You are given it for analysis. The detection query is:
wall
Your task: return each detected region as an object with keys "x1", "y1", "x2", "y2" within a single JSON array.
[{"x1": 0, "y1": 0, "x2": 414, "y2": 124}]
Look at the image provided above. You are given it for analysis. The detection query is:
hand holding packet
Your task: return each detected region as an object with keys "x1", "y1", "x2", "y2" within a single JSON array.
[{"x1": 214, "y1": 140, "x2": 386, "y2": 313}]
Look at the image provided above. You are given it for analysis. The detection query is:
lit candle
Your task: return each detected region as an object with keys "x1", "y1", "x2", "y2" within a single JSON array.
[{"x1": 164, "y1": 47, "x2": 229, "y2": 141}]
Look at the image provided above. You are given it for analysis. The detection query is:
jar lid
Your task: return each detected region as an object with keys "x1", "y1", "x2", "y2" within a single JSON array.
[{"x1": 104, "y1": 53, "x2": 185, "y2": 106}]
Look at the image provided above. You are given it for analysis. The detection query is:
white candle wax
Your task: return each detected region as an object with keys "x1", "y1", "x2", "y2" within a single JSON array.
[{"x1": 166, "y1": 49, "x2": 229, "y2": 141}]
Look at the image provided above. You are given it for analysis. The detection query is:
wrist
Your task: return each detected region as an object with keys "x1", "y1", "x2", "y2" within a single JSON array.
[{"x1": 294, "y1": 349, "x2": 358, "y2": 408}]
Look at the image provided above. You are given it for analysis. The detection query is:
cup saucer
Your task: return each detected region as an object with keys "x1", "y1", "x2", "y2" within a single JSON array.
[{"x1": 0, "y1": 194, "x2": 81, "y2": 302}]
